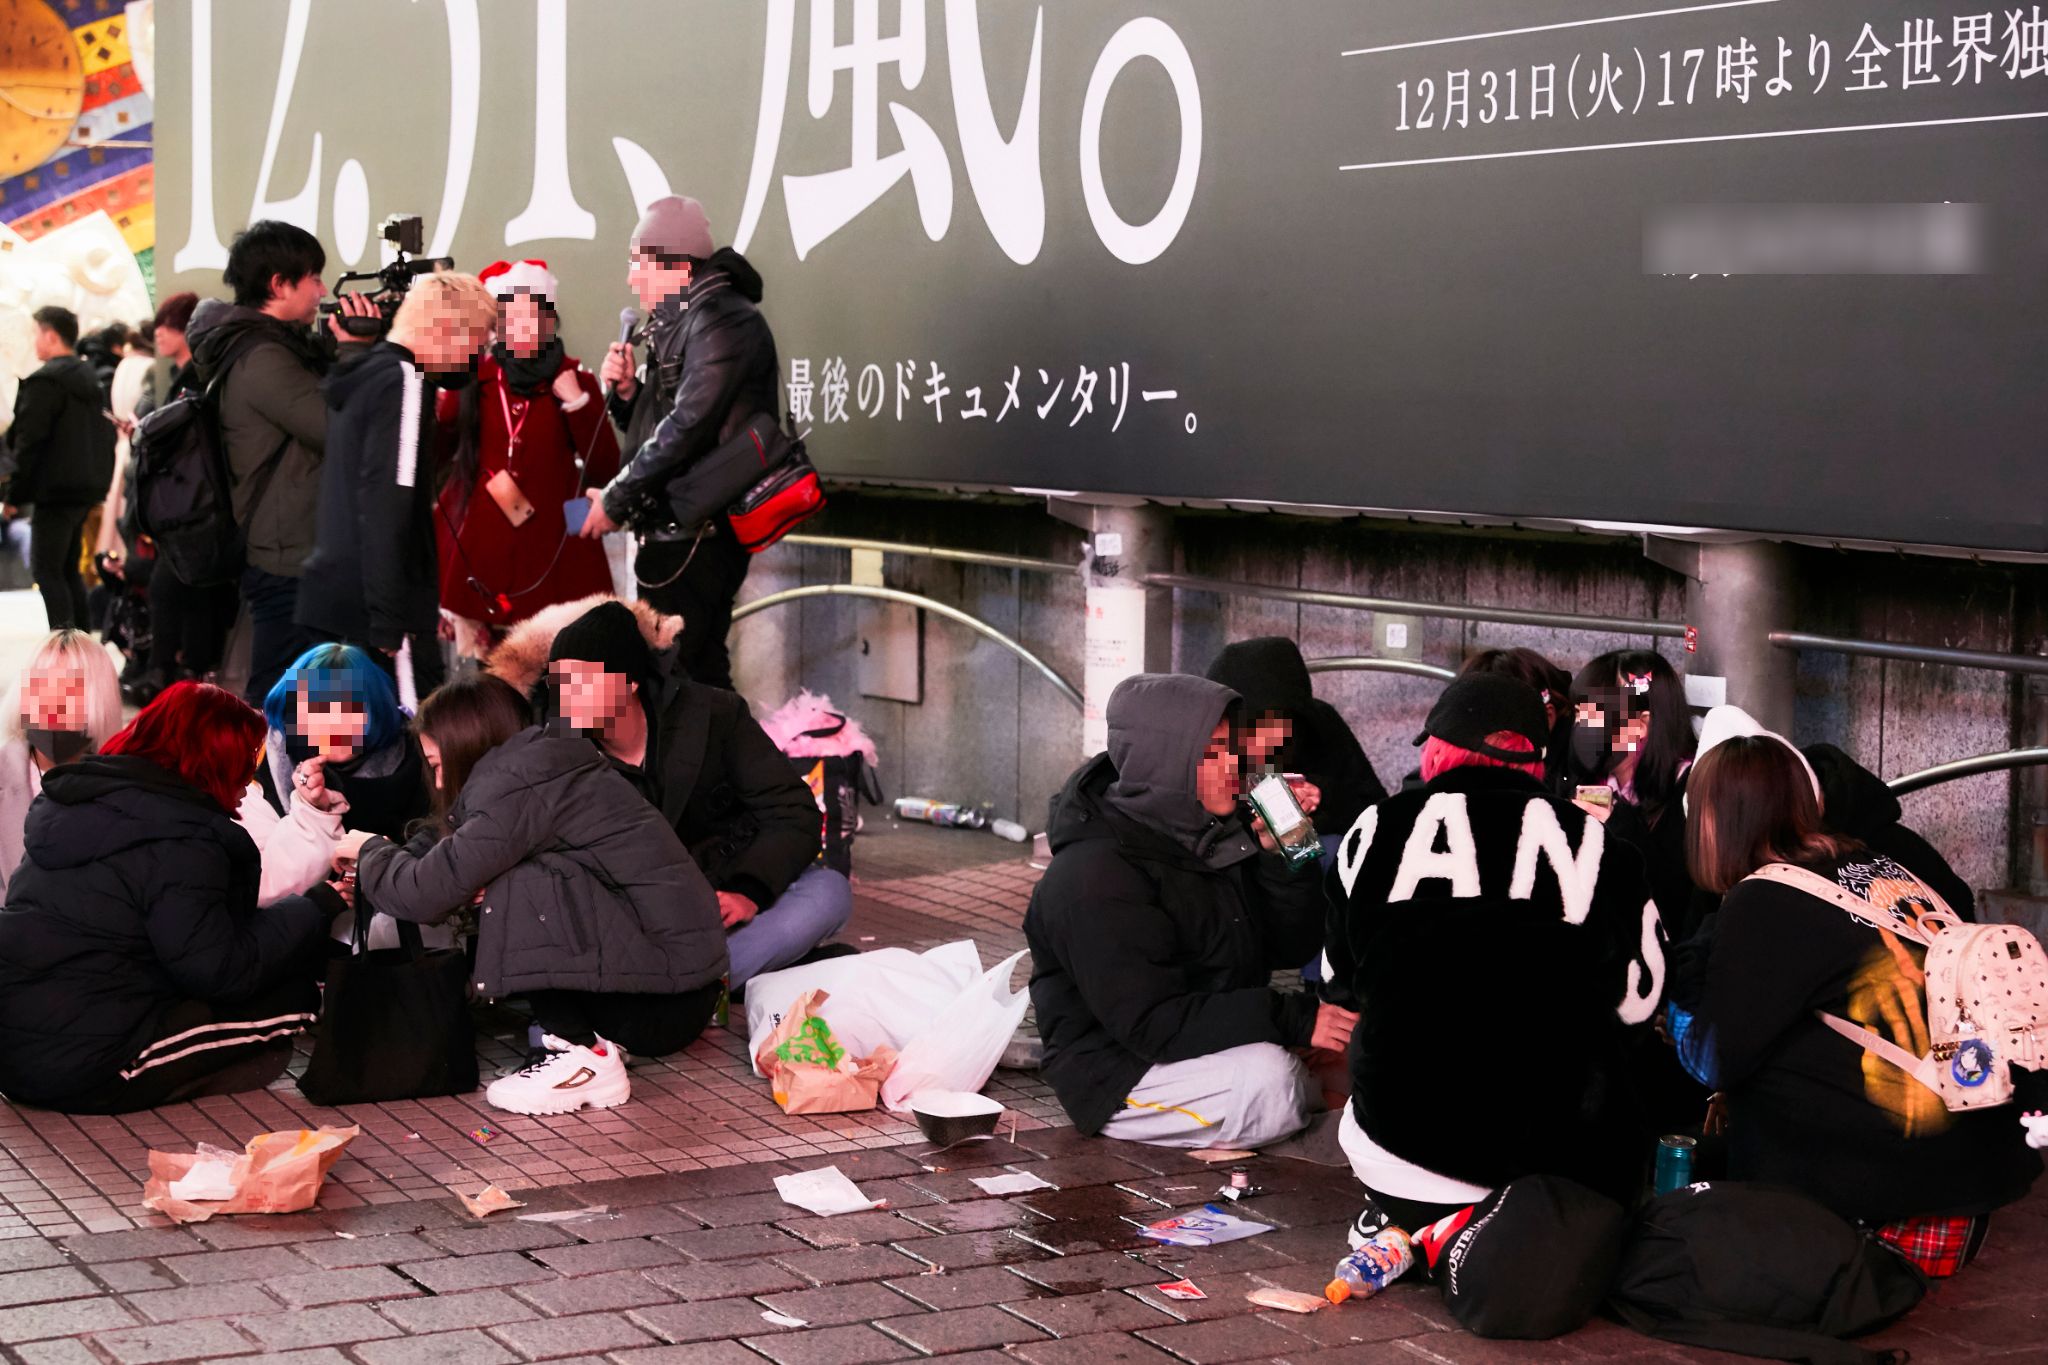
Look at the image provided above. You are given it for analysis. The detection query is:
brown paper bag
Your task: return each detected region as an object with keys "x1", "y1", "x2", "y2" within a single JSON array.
[
  {"x1": 754, "y1": 989, "x2": 898, "y2": 1114},
  {"x1": 142, "y1": 1125, "x2": 360, "y2": 1223}
]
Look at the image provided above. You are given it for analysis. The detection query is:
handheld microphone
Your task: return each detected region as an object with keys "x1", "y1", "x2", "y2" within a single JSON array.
[{"x1": 602, "y1": 306, "x2": 640, "y2": 406}]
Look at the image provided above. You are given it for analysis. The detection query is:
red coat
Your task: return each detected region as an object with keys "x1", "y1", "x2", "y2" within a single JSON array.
[{"x1": 435, "y1": 352, "x2": 620, "y2": 626}]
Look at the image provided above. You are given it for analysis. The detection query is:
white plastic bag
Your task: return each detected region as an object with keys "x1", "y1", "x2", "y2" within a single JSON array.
[
  {"x1": 744, "y1": 941, "x2": 984, "y2": 1076},
  {"x1": 881, "y1": 949, "x2": 1030, "y2": 1112}
]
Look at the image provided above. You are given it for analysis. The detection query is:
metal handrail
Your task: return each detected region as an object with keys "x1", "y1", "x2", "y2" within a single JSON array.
[
  {"x1": 1146, "y1": 572, "x2": 1687, "y2": 638},
  {"x1": 730, "y1": 584, "x2": 1083, "y2": 709},
  {"x1": 1887, "y1": 748, "x2": 2048, "y2": 796},
  {"x1": 1770, "y1": 631, "x2": 2048, "y2": 678},
  {"x1": 779, "y1": 534, "x2": 1078, "y2": 577},
  {"x1": 1305, "y1": 656, "x2": 1458, "y2": 682}
]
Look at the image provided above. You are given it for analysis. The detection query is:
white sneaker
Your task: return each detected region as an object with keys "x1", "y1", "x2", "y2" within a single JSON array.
[{"x1": 484, "y1": 1034, "x2": 630, "y2": 1115}]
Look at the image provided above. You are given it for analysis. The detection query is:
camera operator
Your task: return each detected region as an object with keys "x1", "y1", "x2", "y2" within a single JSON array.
[
  {"x1": 296, "y1": 272, "x2": 496, "y2": 706},
  {"x1": 193, "y1": 221, "x2": 380, "y2": 704},
  {"x1": 579, "y1": 196, "x2": 777, "y2": 691}
]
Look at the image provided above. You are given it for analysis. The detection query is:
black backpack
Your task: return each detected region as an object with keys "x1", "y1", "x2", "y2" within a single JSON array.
[
  {"x1": 131, "y1": 339, "x2": 286, "y2": 587},
  {"x1": 1609, "y1": 1182, "x2": 1928, "y2": 1365}
]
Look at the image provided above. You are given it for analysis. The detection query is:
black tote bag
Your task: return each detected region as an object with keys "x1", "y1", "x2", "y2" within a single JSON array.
[{"x1": 298, "y1": 904, "x2": 478, "y2": 1106}]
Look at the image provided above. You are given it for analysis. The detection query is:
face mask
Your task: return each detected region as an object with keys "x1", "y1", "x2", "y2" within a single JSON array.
[
  {"x1": 428, "y1": 368, "x2": 474, "y2": 392},
  {"x1": 26, "y1": 727, "x2": 89, "y2": 766},
  {"x1": 1570, "y1": 724, "x2": 1616, "y2": 780}
]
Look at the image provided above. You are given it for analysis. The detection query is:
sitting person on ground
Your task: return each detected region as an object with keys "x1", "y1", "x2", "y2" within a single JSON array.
[
  {"x1": 0, "y1": 683, "x2": 339, "y2": 1113},
  {"x1": 1205, "y1": 636, "x2": 1388, "y2": 845},
  {"x1": 1025, "y1": 673, "x2": 1353, "y2": 1150},
  {"x1": 258, "y1": 643, "x2": 432, "y2": 944},
  {"x1": 1567, "y1": 650, "x2": 1702, "y2": 937},
  {"x1": 1667, "y1": 720, "x2": 2042, "y2": 1275},
  {"x1": 1459, "y1": 646, "x2": 1575, "y2": 791},
  {"x1": 0, "y1": 629, "x2": 124, "y2": 898},
  {"x1": 489, "y1": 598, "x2": 850, "y2": 989},
  {"x1": 1324, "y1": 672, "x2": 1666, "y2": 1237},
  {"x1": 338, "y1": 674, "x2": 728, "y2": 1115}
]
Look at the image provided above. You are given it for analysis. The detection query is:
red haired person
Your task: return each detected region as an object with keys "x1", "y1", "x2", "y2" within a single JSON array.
[
  {"x1": 0, "y1": 683, "x2": 338, "y2": 1113},
  {"x1": 1322, "y1": 673, "x2": 1666, "y2": 1243},
  {"x1": 436, "y1": 260, "x2": 620, "y2": 655}
]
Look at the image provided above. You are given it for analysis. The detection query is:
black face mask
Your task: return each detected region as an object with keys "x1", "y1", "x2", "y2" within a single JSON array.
[
  {"x1": 1570, "y1": 723, "x2": 1617, "y2": 781},
  {"x1": 26, "y1": 727, "x2": 89, "y2": 766},
  {"x1": 428, "y1": 367, "x2": 475, "y2": 392}
]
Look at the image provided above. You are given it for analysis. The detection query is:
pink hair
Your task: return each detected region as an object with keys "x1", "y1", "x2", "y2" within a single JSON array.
[{"x1": 1420, "y1": 731, "x2": 1546, "y2": 784}]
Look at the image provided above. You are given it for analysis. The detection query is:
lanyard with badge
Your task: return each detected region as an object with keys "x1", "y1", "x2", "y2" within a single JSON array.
[{"x1": 483, "y1": 382, "x2": 537, "y2": 526}]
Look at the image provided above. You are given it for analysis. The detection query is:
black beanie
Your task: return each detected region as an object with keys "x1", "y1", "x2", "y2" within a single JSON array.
[{"x1": 547, "y1": 601, "x2": 656, "y2": 683}]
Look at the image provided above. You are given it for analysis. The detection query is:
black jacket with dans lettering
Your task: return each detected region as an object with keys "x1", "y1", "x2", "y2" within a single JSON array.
[
  {"x1": 1325, "y1": 765, "x2": 1666, "y2": 1192},
  {"x1": 296, "y1": 342, "x2": 440, "y2": 651},
  {"x1": 1025, "y1": 675, "x2": 1325, "y2": 1136}
]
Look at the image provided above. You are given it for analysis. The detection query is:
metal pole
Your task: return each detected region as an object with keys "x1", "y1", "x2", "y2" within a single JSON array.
[
  {"x1": 730, "y1": 585, "x2": 1083, "y2": 709},
  {"x1": 1770, "y1": 631, "x2": 2048, "y2": 678},
  {"x1": 1305, "y1": 656, "x2": 1459, "y2": 683},
  {"x1": 779, "y1": 534, "x2": 1078, "y2": 577},
  {"x1": 1144, "y1": 572, "x2": 1685, "y2": 637},
  {"x1": 1689, "y1": 541, "x2": 1798, "y2": 735}
]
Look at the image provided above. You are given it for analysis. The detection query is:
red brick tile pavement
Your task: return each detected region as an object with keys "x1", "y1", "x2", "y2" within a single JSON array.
[{"x1": 0, "y1": 835, "x2": 2042, "y2": 1361}]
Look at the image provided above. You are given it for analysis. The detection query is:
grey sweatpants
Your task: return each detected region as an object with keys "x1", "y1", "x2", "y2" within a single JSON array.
[{"x1": 1099, "y1": 1043, "x2": 1315, "y2": 1149}]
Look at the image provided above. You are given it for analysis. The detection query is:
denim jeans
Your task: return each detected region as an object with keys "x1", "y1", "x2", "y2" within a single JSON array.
[
  {"x1": 725, "y1": 865, "x2": 854, "y2": 986},
  {"x1": 241, "y1": 565, "x2": 314, "y2": 706}
]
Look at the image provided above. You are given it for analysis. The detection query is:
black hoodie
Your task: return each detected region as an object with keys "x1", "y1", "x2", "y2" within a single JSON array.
[
  {"x1": 295, "y1": 341, "x2": 441, "y2": 650},
  {"x1": 6, "y1": 355, "x2": 115, "y2": 507},
  {"x1": 601, "y1": 247, "x2": 780, "y2": 529},
  {"x1": 1205, "y1": 637, "x2": 1388, "y2": 835},
  {"x1": 1805, "y1": 743, "x2": 1974, "y2": 921},
  {"x1": 1024, "y1": 674, "x2": 1325, "y2": 1135},
  {"x1": 0, "y1": 756, "x2": 326, "y2": 1106}
]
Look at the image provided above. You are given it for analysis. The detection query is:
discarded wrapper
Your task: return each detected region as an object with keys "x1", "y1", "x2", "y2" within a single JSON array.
[
  {"x1": 1138, "y1": 1205, "x2": 1274, "y2": 1248},
  {"x1": 142, "y1": 1126, "x2": 361, "y2": 1224},
  {"x1": 1154, "y1": 1278, "x2": 1207, "y2": 1301},
  {"x1": 1248, "y1": 1287, "x2": 1328, "y2": 1314},
  {"x1": 1189, "y1": 1148, "x2": 1258, "y2": 1164},
  {"x1": 458, "y1": 1185, "x2": 524, "y2": 1219},
  {"x1": 517, "y1": 1206, "x2": 610, "y2": 1224},
  {"x1": 755, "y1": 988, "x2": 897, "y2": 1114},
  {"x1": 774, "y1": 1166, "x2": 880, "y2": 1217},
  {"x1": 970, "y1": 1171, "x2": 1055, "y2": 1196},
  {"x1": 760, "y1": 1310, "x2": 808, "y2": 1328}
]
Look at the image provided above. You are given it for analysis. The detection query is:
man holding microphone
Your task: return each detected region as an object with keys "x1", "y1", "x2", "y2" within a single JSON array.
[{"x1": 580, "y1": 196, "x2": 779, "y2": 691}]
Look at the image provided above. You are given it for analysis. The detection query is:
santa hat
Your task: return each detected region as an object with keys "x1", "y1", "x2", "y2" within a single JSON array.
[
  {"x1": 1685, "y1": 704, "x2": 1822, "y2": 815},
  {"x1": 478, "y1": 259, "x2": 557, "y2": 302}
]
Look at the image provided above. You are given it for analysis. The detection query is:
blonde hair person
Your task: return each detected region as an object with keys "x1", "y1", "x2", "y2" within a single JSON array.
[
  {"x1": 0, "y1": 630, "x2": 123, "y2": 898},
  {"x1": 387, "y1": 270, "x2": 497, "y2": 365}
]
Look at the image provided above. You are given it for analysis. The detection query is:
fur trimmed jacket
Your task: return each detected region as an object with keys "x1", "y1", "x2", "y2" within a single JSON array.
[{"x1": 1324, "y1": 765, "x2": 1666, "y2": 1195}]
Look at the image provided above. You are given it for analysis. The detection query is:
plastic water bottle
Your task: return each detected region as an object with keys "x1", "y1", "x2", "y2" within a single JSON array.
[
  {"x1": 1325, "y1": 1227, "x2": 1415, "y2": 1304},
  {"x1": 894, "y1": 797, "x2": 988, "y2": 830}
]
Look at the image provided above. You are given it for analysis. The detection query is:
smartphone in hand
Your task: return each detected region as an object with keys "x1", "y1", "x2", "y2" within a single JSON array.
[{"x1": 562, "y1": 496, "x2": 592, "y2": 535}]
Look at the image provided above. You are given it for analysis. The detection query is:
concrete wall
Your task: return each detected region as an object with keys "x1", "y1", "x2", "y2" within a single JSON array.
[{"x1": 732, "y1": 493, "x2": 2040, "y2": 897}]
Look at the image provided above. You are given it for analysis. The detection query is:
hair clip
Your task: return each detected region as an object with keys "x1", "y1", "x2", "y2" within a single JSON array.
[{"x1": 1623, "y1": 673, "x2": 1652, "y2": 696}]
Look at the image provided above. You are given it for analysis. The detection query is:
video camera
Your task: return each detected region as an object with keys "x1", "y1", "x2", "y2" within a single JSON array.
[{"x1": 318, "y1": 214, "x2": 453, "y2": 338}]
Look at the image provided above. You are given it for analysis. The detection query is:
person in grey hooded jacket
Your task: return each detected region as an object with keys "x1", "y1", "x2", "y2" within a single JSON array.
[
  {"x1": 1023, "y1": 673, "x2": 1357, "y2": 1148},
  {"x1": 343, "y1": 675, "x2": 727, "y2": 1115}
]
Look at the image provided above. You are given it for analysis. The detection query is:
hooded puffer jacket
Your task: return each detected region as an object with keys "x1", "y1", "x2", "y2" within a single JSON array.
[
  {"x1": 1205, "y1": 637, "x2": 1388, "y2": 834},
  {"x1": 1024, "y1": 674, "x2": 1325, "y2": 1135},
  {"x1": 0, "y1": 755, "x2": 327, "y2": 1107},
  {"x1": 355, "y1": 726, "x2": 727, "y2": 997}
]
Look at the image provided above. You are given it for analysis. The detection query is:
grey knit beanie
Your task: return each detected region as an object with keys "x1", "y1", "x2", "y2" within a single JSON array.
[{"x1": 630, "y1": 196, "x2": 715, "y2": 262}]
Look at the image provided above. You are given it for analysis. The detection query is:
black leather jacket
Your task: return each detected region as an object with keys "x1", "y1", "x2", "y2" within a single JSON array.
[{"x1": 601, "y1": 248, "x2": 779, "y2": 530}]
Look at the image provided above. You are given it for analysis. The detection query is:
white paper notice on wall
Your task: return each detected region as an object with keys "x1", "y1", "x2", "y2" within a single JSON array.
[
  {"x1": 1684, "y1": 674, "x2": 1728, "y2": 710},
  {"x1": 1084, "y1": 585, "x2": 1149, "y2": 758},
  {"x1": 1094, "y1": 532, "x2": 1124, "y2": 559}
]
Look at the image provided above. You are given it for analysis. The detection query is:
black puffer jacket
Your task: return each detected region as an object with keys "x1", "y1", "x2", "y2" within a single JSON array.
[
  {"x1": 356, "y1": 726, "x2": 726, "y2": 997},
  {"x1": 1205, "y1": 637, "x2": 1388, "y2": 835},
  {"x1": 1326, "y1": 765, "x2": 1665, "y2": 1194},
  {"x1": 7, "y1": 355, "x2": 116, "y2": 507},
  {"x1": 0, "y1": 756, "x2": 328, "y2": 1107},
  {"x1": 601, "y1": 248, "x2": 779, "y2": 530},
  {"x1": 1025, "y1": 675, "x2": 1325, "y2": 1136}
]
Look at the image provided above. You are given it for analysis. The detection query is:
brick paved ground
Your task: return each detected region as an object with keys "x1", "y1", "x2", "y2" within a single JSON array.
[{"x1": 0, "y1": 824, "x2": 2042, "y2": 1362}]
